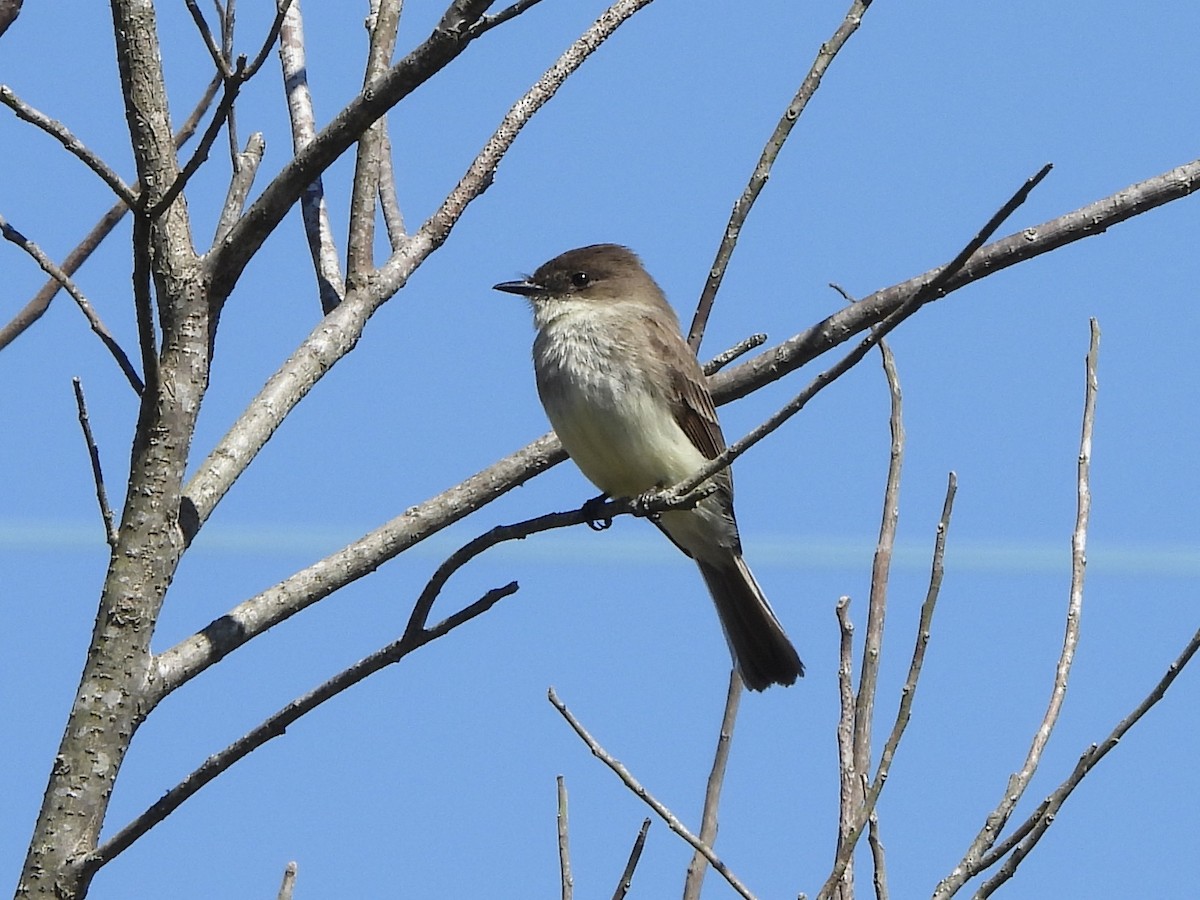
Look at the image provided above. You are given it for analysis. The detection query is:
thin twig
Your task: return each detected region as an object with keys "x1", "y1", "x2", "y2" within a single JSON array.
[
  {"x1": 833, "y1": 596, "x2": 856, "y2": 900},
  {"x1": 975, "y1": 622, "x2": 1200, "y2": 898},
  {"x1": 170, "y1": 161, "x2": 1186, "y2": 701},
  {"x1": 0, "y1": 85, "x2": 137, "y2": 206},
  {"x1": 150, "y1": 2, "x2": 291, "y2": 219},
  {"x1": 278, "y1": 0, "x2": 345, "y2": 312},
  {"x1": 662, "y1": 165, "x2": 1052, "y2": 509},
  {"x1": 72, "y1": 378, "x2": 118, "y2": 548},
  {"x1": 207, "y1": 0, "x2": 500, "y2": 299},
  {"x1": 84, "y1": 579, "x2": 519, "y2": 878},
  {"x1": 0, "y1": 74, "x2": 220, "y2": 353},
  {"x1": 185, "y1": 0, "x2": 234, "y2": 78},
  {"x1": 149, "y1": 62, "x2": 246, "y2": 217},
  {"x1": 276, "y1": 861, "x2": 297, "y2": 900},
  {"x1": 934, "y1": 322, "x2": 1099, "y2": 899},
  {"x1": 817, "y1": 473, "x2": 957, "y2": 900},
  {"x1": 683, "y1": 670, "x2": 743, "y2": 900},
  {"x1": 0, "y1": 213, "x2": 143, "y2": 393},
  {"x1": 715, "y1": 161, "x2": 1196, "y2": 408},
  {"x1": 219, "y1": 0, "x2": 239, "y2": 165},
  {"x1": 377, "y1": 126, "x2": 406, "y2": 249},
  {"x1": 548, "y1": 687, "x2": 757, "y2": 900},
  {"x1": 852, "y1": 337, "x2": 904, "y2": 816},
  {"x1": 557, "y1": 775, "x2": 573, "y2": 900},
  {"x1": 839, "y1": 337, "x2": 903, "y2": 893},
  {"x1": 382, "y1": 0, "x2": 658, "y2": 296},
  {"x1": 162, "y1": 329, "x2": 755, "y2": 696},
  {"x1": 400, "y1": 486, "x2": 719, "y2": 643},
  {"x1": 702, "y1": 333, "x2": 767, "y2": 374},
  {"x1": 213, "y1": 132, "x2": 265, "y2": 246},
  {"x1": 936, "y1": 321, "x2": 1101, "y2": 898},
  {"x1": 867, "y1": 805, "x2": 889, "y2": 900},
  {"x1": 612, "y1": 819, "x2": 651, "y2": 900},
  {"x1": 466, "y1": 0, "x2": 548, "y2": 38},
  {"x1": 245, "y1": 0, "x2": 293, "y2": 81},
  {"x1": 347, "y1": 0, "x2": 403, "y2": 284},
  {"x1": 687, "y1": 0, "x2": 874, "y2": 351}
]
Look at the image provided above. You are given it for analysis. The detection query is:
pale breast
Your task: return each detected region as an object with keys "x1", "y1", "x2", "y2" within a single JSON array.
[{"x1": 533, "y1": 304, "x2": 707, "y2": 498}]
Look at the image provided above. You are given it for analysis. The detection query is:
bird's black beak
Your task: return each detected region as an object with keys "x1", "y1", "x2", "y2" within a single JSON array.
[{"x1": 493, "y1": 278, "x2": 543, "y2": 297}]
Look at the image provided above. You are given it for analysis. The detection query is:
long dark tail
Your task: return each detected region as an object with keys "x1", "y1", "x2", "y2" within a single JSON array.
[{"x1": 697, "y1": 556, "x2": 804, "y2": 691}]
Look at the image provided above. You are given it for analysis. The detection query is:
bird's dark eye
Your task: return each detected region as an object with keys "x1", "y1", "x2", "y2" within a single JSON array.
[{"x1": 570, "y1": 271, "x2": 590, "y2": 288}]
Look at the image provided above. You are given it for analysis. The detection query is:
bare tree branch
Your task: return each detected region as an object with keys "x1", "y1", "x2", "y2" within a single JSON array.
[
  {"x1": 377, "y1": 125, "x2": 406, "y2": 249},
  {"x1": 867, "y1": 805, "x2": 889, "y2": 900},
  {"x1": 185, "y1": 0, "x2": 234, "y2": 78},
  {"x1": 687, "y1": 0, "x2": 874, "y2": 351},
  {"x1": 816, "y1": 473, "x2": 956, "y2": 900},
  {"x1": 833, "y1": 596, "x2": 856, "y2": 900},
  {"x1": 702, "y1": 332, "x2": 766, "y2": 374},
  {"x1": 0, "y1": 212, "x2": 144, "y2": 393},
  {"x1": 17, "y1": 0, "x2": 207, "y2": 891},
  {"x1": 0, "y1": 73, "x2": 220, "y2": 353},
  {"x1": 276, "y1": 861, "x2": 297, "y2": 900},
  {"x1": 346, "y1": 0, "x2": 403, "y2": 285},
  {"x1": 131, "y1": 214, "x2": 158, "y2": 394},
  {"x1": 277, "y1": 0, "x2": 346, "y2": 312},
  {"x1": 0, "y1": 85, "x2": 137, "y2": 205},
  {"x1": 149, "y1": 3, "x2": 291, "y2": 219},
  {"x1": 548, "y1": 687, "x2": 757, "y2": 900},
  {"x1": 72, "y1": 378, "x2": 118, "y2": 549},
  {"x1": 467, "y1": 0, "x2": 549, "y2": 38},
  {"x1": 716, "y1": 159, "x2": 1198, "y2": 406},
  {"x1": 165, "y1": 161, "x2": 1190, "y2": 702},
  {"x1": 851, "y1": 337, "x2": 904, "y2": 849},
  {"x1": 371, "y1": 0, "x2": 659, "y2": 300},
  {"x1": 976, "y1": 620, "x2": 1200, "y2": 897},
  {"x1": 662, "y1": 166, "x2": 1051, "y2": 510},
  {"x1": 86, "y1": 579, "x2": 518, "y2": 876},
  {"x1": 213, "y1": 132, "x2": 266, "y2": 246},
  {"x1": 187, "y1": 0, "x2": 657, "y2": 536},
  {"x1": 218, "y1": 0, "x2": 239, "y2": 165},
  {"x1": 612, "y1": 818, "x2": 651, "y2": 900},
  {"x1": 162, "y1": 433, "x2": 562, "y2": 694},
  {"x1": 935, "y1": 320, "x2": 1100, "y2": 898},
  {"x1": 832, "y1": 334, "x2": 904, "y2": 900},
  {"x1": 557, "y1": 775, "x2": 573, "y2": 900},
  {"x1": 206, "y1": 0, "x2": 497, "y2": 298},
  {"x1": 376, "y1": 125, "x2": 405, "y2": 248},
  {"x1": 683, "y1": 670, "x2": 743, "y2": 900}
]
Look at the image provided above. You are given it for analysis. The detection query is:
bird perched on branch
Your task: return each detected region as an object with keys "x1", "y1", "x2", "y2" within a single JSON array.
[{"x1": 495, "y1": 244, "x2": 803, "y2": 690}]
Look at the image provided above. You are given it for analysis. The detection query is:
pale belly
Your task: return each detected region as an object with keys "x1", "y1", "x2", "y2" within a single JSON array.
[{"x1": 540, "y1": 378, "x2": 706, "y2": 499}]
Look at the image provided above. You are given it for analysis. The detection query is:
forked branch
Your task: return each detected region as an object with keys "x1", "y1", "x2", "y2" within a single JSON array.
[{"x1": 933, "y1": 319, "x2": 1100, "y2": 898}]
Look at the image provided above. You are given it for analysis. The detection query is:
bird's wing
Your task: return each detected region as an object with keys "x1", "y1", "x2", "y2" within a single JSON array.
[
  {"x1": 641, "y1": 311, "x2": 731, "y2": 480},
  {"x1": 672, "y1": 362, "x2": 726, "y2": 461}
]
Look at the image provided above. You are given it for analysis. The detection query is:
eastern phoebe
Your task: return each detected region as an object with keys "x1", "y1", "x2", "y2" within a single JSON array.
[{"x1": 495, "y1": 244, "x2": 803, "y2": 690}]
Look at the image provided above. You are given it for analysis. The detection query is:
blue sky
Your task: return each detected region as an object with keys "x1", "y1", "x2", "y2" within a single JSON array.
[{"x1": 2, "y1": 2, "x2": 1198, "y2": 898}]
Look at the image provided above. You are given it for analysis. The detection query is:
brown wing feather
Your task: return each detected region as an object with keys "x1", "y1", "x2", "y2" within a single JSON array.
[
  {"x1": 672, "y1": 362, "x2": 725, "y2": 461},
  {"x1": 639, "y1": 313, "x2": 727, "y2": 462}
]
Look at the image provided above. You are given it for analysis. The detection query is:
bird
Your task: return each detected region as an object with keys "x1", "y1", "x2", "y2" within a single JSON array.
[{"x1": 494, "y1": 243, "x2": 803, "y2": 690}]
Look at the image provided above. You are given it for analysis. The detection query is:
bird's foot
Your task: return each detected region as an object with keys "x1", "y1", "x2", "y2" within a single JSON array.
[
  {"x1": 582, "y1": 493, "x2": 612, "y2": 531},
  {"x1": 632, "y1": 486, "x2": 664, "y2": 522}
]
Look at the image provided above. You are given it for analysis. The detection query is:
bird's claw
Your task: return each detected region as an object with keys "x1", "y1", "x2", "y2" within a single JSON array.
[
  {"x1": 582, "y1": 493, "x2": 612, "y2": 531},
  {"x1": 632, "y1": 488, "x2": 663, "y2": 522}
]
